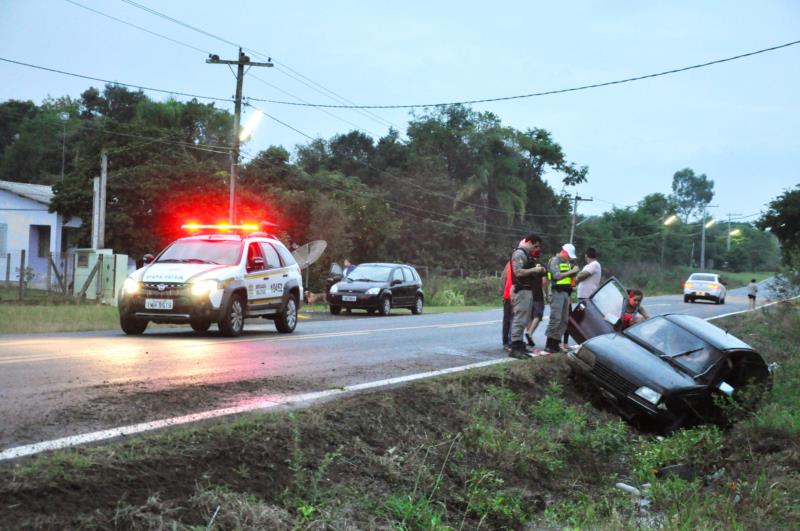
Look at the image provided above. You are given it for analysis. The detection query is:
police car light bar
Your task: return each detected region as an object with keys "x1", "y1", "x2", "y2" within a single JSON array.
[{"x1": 182, "y1": 223, "x2": 260, "y2": 232}]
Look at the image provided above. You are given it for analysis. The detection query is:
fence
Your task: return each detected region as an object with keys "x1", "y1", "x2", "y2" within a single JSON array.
[{"x1": 0, "y1": 250, "x2": 100, "y2": 302}]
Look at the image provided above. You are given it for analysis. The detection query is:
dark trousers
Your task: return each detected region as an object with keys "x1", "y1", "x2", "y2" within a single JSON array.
[{"x1": 502, "y1": 299, "x2": 512, "y2": 345}]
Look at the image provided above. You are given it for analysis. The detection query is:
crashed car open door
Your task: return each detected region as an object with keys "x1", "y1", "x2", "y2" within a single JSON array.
[{"x1": 566, "y1": 277, "x2": 770, "y2": 431}]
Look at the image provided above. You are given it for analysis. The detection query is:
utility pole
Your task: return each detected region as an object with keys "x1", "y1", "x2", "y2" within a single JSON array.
[
  {"x1": 569, "y1": 194, "x2": 593, "y2": 243},
  {"x1": 59, "y1": 112, "x2": 69, "y2": 180},
  {"x1": 206, "y1": 49, "x2": 273, "y2": 224},
  {"x1": 726, "y1": 213, "x2": 741, "y2": 251},
  {"x1": 699, "y1": 204, "x2": 718, "y2": 271}
]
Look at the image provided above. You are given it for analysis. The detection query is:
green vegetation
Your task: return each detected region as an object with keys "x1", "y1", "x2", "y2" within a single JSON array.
[{"x1": 0, "y1": 303, "x2": 119, "y2": 334}]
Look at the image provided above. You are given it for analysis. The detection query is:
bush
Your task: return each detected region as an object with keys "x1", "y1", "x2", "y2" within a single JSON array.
[{"x1": 427, "y1": 275, "x2": 501, "y2": 306}]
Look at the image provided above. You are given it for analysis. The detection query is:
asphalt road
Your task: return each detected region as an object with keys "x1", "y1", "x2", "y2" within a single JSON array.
[{"x1": 0, "y1": 282, "x2": 772, "y2": 450}]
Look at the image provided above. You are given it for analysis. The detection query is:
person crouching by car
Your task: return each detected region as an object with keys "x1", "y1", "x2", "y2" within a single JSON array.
[
  {"x1": 621, "y1": 289, "x2": 650, "y2": 329},
  {"x1": 509, "y1": 234, "x2": 546, "y2": 359},
  {"x1": 544, "y1": 243, "x2": 580, "y2": 354}
]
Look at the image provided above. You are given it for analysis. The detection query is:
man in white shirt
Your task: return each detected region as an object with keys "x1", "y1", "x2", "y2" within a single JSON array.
[{"x1": 576, "y1": 247, "x2": 602, "y2": 301}]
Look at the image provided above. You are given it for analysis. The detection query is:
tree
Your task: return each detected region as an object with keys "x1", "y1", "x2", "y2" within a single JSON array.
[
  {"x1": 758, "y1": 185, "x2": 800, "y2": 266},
  {"x1": 670, "y1": 168, "x2": 714, "y2": 222}
]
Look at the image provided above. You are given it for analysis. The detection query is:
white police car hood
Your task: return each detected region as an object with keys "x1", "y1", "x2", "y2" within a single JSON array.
[{"x1": 140, "y1": 263, "x2": 237, "y2": 284}]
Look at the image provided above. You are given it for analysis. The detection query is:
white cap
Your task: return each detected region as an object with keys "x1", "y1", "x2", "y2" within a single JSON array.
[
  {"x1": 562, "y1": 243, "x2": 577, "y2": 259},
  {"x1": 519, "y1": 238, "x2": 527, "y2": 247}
]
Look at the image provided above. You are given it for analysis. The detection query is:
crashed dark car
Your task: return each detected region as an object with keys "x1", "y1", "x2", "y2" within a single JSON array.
[{"x1": 566, "y1": 278, "x2": 770, "y2": 431}]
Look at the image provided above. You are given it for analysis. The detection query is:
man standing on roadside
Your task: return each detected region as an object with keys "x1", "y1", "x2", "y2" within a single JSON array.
[
  {"x1": 544, "y1": 243, "x2": 580, "y2": 354},
  {"x1": 524, "y1": 242, "x2": 549, "y2": 351},
  {"x1": 575, "y1": 247, "x2": 602, "y2": 302},
  {"x1": 509, "y1": 234, "x2": 546, "y2": 359}
]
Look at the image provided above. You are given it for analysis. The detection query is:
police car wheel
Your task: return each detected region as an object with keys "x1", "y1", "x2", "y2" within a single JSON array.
[
  {"x1": 411, "y1": 296, "x2": 423, "y2": 315},
  {"x1": 120, "y1": 314, "x2": 148, "y2": 335},
  {"x1": 190, "y1": 319, "x2": 211, "y2": 333},
  {"x1": 379, "y1": 296, "x2": 392, "y2": 316},
  {"x1": 219, "y1": 294, "x2": 245, "y2": 337},
  {"x1": 276, "y1": 296, "x2": 298, "y2": 333}
]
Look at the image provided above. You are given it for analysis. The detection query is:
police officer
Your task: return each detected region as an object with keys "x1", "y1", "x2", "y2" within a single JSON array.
[
  {"x1": 544, "y1": 243, "x2": 580, "y2": 353},
  {"x1": 509, "y1": 234, "x2": 546, "y2": 359}
]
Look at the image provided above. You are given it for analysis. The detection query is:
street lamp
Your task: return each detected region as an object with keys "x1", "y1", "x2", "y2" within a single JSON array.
[
  {"x1": 705, "y1": 218, "x2": 717, "y2": 229},
  {"x1": 661, "y1": 214, "x2": 679, "y2": 266},
  {"x1": 59, "y1": 112, "x2": 69, "y2": 180},
  {"x1": 663, "y1": 214, "x2": 678, "y2": 226},
  {"x1": 729, "y1": 229, "x2": 742, "y2": 237}
]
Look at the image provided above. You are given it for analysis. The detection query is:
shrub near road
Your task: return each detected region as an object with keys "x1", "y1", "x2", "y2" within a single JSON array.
[{"x1": 2, "y1": 304, "x2": 799, "y2": 529}]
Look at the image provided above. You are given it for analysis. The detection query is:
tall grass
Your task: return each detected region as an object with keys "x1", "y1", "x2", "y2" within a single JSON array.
[{"x1": 0, "y1": 304, "x2": 120, "y2": 334}]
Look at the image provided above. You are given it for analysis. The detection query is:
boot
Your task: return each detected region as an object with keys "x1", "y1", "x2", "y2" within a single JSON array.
[
  {"x1": 509, "y1": 341, "x2": 529, "y2": 359},
  {"x1": 544, "y1": 337, "x2": 560, "y2": 354}
]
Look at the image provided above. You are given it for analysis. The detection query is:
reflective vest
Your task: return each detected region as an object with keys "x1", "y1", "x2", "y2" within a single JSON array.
[
  {"x1": 511, "y1": 248, "x2": 535, "y2": 290},
  {"x1": 551, "y1": 259, "x2": 573, "y2": 291}
]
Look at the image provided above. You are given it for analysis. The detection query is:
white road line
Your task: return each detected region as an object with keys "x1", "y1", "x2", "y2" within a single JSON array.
[
  {"x1": 0, "y1": 358, "x2": 510, "y2": 461},
  {"x1": 706, "y1": 295, "x2": 800, "y2": 321}
]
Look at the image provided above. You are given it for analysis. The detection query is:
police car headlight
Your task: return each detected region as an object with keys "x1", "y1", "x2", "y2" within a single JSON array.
[
  {"x1": 634, "y1": 386, "x2": 662, "y2": 405},
  {"x1": 365, "y1": 287, "x2": 380, "y2": 295},
  {"x1": 191, "y1": 279, "x2": 220, "y2": 297},
  {"x1": 123, "y1": 278, "x2": 140, "y2": 295},
  {"x1": 329, "y1": 283, "x2": 339, "y2": 294}
]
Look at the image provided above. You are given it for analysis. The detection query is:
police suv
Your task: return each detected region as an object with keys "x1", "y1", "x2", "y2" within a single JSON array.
[{"x1": 118, "y1": 225, "x2": 303, "y2": 336}]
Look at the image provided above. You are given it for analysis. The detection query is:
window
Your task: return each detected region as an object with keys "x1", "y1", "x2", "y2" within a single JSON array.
[
  {"x1": 273, "y1": 241, "x2": 296, "y2": 267},
  {"x1": 37, "y1": 226, "x2": 51, "y2": 258},
  {"x1": 0, "y1": 223, "x2": 7, "y2": 256},
  {"x1": 392, "y1": 268, "x2": 404, "y2": 283},
  {"x1": 247, "y1": 242, "x2": 265, "y2": 272},
  {"x1": 259, "y1": 242, "x2": 282, "y2": 269}
]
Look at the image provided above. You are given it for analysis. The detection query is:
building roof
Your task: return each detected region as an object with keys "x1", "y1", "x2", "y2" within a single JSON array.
[{"x1": 0, "y1": 180, "x2": 54, "y2": 205}]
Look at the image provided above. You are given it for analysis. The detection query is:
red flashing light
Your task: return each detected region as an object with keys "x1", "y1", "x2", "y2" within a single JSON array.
[{"x1": 181, "y1": 223, "x2": 261, "y2": 233}]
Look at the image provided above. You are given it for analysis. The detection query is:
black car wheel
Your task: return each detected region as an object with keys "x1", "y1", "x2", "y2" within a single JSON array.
[
  {"x1": 190, "y1": 319, "x2": 211, "y2": 333},
  {"x1": 275, "y1": 296, "x2": 298, "y2": 333},
  {"x1": 330, "y1": 305, "x2": 341, "y2": 315},
  {"x1": 683, "y1": 295, "x2": 689, "y2": 303},
  {"x1": 720, "y1": 296, "x2": 725, "y2": 304},
  {"x1": 411, "y1": 295, "x2": 423, "y2": 315},
  {"x1": 379, "y1": 295, "x2": 392, "y2": 316},
  {"x1": 219, "y1": 294, "x2": 245, "y2": 337},
  {"x1": 120, "y1": 313, "x2": 148, "y2": 335}
]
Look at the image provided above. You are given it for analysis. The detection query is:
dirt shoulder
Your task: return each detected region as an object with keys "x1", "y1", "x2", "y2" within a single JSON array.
[{"x1": 2, "y1": 304, "x2": 799, "y2": 529}]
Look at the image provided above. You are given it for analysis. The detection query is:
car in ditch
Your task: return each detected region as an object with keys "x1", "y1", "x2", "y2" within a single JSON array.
[
  {"x1": 566, "y1": 278, "x2": 769, "y2": 431},
  {"x1": 118, "y1": 224, "x2": 303, "y2": 337},
  {"x1": 326, "y1": 262, "x2": 424, "y2": 315}
]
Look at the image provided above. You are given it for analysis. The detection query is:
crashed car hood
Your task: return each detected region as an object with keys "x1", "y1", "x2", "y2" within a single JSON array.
[
  {"x1": 584, "y1": 334, "x2": 699, "y2": 393},
  {"x1": 140, "y1": 263, "x2": 236, "y2": 283}
]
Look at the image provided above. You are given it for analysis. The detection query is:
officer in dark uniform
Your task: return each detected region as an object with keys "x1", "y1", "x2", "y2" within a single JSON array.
[{"x1": 509, "y1": 234, "x2": 546, "y2": 358}]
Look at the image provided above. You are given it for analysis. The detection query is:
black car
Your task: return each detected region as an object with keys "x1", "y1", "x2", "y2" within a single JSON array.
[
  {"x1": 326, "y1": 263, "x2": 424, "y2": 316},
  {"x1": 566, "y1": 278, "x2": 770, "y2": 431}
]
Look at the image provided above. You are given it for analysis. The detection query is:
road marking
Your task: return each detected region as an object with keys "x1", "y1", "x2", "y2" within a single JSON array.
[
  {"x1": 707, "y1": 295, "x2": 800, "y2": 321},
  {"x1": 0, "y1": 358, "x2": 510, "y2": 461}
]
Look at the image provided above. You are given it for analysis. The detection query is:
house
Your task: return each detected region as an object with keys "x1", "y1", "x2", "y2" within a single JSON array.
[{"x1": 0, "y1": 180, "x2": 82, "y2": 288}]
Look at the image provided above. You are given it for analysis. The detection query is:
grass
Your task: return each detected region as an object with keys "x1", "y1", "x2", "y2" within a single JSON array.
[
  {"x1": 2, "y1": 302, "x2": 798, "y2": 528},
  {"x1": 0, "y1": 303, "x2": 120, "y2": 334}
]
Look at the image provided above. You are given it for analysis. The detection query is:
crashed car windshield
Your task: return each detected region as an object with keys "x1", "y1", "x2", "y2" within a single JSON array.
[
  {"x1": 625, "y1": 316, "x2": 721, "y2": 376},
  {"x1": 346, "y1": 264, "x2": 392, "y2": 282},
  {"x1": 157, "y1": 240, "x2": 243, "y2": 266}
]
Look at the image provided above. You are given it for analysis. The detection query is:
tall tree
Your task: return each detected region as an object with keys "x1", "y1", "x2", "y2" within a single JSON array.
[
  {"x1": 758, "y1": 185, "x2": 800, "y2": 266},
  {"x1": 670, "y1": 168, "x2": 714, "y2": 222}
]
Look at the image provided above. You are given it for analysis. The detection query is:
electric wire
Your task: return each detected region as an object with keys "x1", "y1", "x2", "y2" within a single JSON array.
[
  {"x1": 117, "y1": 0, "x2": 397, "y2": 129},
  {"x1": 246, "y1": 39, "x2": 800, "y2": 109}
]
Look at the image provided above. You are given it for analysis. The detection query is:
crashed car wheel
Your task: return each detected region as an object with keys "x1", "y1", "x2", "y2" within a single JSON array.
[
  {"x1": 120, "y1": 314, "x2": 148, "y2": 335},
  {"x1": 219, "y1": 294, "x2": 245, "y2": 337},
  {"x1": 275, "y1": 296, "x2": 298, "y2": 333},
  {"x1": 190, "y1": 319, "x2": 211, "y2": 333}
]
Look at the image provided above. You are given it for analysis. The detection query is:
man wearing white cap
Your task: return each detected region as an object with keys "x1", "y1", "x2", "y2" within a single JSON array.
[{"x1": 544, "y1": 243, "x2": 580, "y2": 353}]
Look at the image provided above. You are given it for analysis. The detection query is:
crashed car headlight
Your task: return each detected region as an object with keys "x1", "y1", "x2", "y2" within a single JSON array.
[
  {"x1": 634, "y1": 386, "x2": 662, "y2": 405},
  {"x1": 717, "y1": 381, "x2": 734, "y2": 396},
  {"x1": 365, "y1": 287, "x2": 381, "y2": 295},
  {"x1": 329, "y1": 283, "x2": 339, "y2": 294},
  {"x1": 191, "y1": 279, "x2": 221, "y2": 297},
  {"x1": 123, "y1": 278, "x2": 140, "y2": 295}
]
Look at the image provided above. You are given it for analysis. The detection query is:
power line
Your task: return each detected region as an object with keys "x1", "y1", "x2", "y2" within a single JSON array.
[
  {"x1": 117, "y1": 0, "x2": 397, "y2": 129},
  {"x1": 0, "y1": 56, "x2": 232, "y2": 103},
  {"x1": 247, "y1": 38, "x2": 800, "y2": 109}
]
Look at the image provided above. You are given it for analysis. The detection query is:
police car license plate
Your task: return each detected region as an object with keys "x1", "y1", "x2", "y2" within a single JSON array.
[
  {"x1": 697, "y1": 292, "x2": 706, "y2": 296},
  {"x1": 342, "y1": 295, "x2": 357, "y2": 302},
  {"x1": 145, "y1": 298, "x2": 173, "y2": 310}
]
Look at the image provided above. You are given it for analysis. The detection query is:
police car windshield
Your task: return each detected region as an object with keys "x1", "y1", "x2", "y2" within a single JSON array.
[
  {"x1": 157, "y1": 240, "x2": 243, "y2": 266},
  {"x1": 347, "y1": 265, "x2": 392, "y2": 282}
]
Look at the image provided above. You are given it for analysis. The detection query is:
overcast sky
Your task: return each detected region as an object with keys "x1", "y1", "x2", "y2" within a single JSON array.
[{"x1": 1, "y1": 0, "x2": 798, "y2": 221}]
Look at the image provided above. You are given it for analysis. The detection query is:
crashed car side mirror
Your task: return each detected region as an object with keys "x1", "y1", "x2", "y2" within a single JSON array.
[{"x1": 391, "y1": 279, "x2": 403, "y2": 286}]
